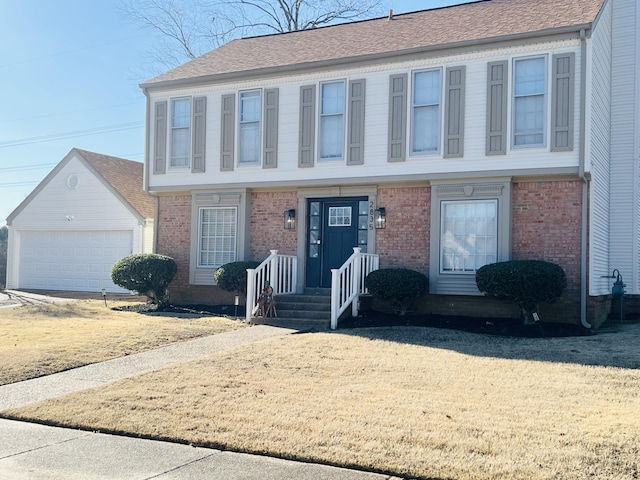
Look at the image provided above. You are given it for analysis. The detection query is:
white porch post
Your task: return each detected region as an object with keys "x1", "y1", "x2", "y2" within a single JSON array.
[
  {"x1": 245, "y1": 268, "x2": 256, "y2": 323},
  {"x1": 351, "y1": 247, "x2": 361, "y2": 318}
]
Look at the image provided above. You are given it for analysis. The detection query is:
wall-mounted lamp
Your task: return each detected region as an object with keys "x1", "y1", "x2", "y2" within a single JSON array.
[
  {"x1": 284, "y1": 209, "x2": 296, "y2": 230},
  {"x1": 374, "y1": 207, "x2": 386, "y2": 229}
]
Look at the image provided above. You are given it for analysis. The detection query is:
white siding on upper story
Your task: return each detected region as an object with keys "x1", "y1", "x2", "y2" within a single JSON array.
[
  {"x1": 588, "y1": 0, "x2": 613, "y2": 296},
  {"x1": 146, "y1": 38, "x2": 583, "y2": 191},
  {"x1": 609, "y1": 0, "x2": 639, "y2": 294}
]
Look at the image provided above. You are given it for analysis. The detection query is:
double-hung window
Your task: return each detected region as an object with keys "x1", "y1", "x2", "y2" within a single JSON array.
[
  {"x1": 513, "y1": 56, "x2": 546, "y2": 147},
  {"x1": 440, "y1": 200, "x2": 497, "y2": 273},
  {"x1": 171, "y1": 98, "x2": 191, "y2": 167},
  {"x1": 198, "y1": 207, "x2": 238, "y2": 267},
  {"x1": 319, "y1": 81, "x2": 345, "y2": 160},
  {"x1": 238, "y1": 90, "x2": 261, "y2": 164},
  {"x1": 411, "y1": 69, "x2": 441, "y2": 154}
]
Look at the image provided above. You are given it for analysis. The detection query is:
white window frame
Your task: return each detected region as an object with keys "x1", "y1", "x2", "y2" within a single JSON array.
[
  {"x1": 410, "y1": 68, "x2": 442, "y2": 155},
  {"x1": 170, "y1": 97, "x2": 191, "y2": 168},
  {"x1": 512, "y1": 55, "x2": 547, "y2": 148},
  {"x1": 197, "y1": 206, "x2": 238, "y2": 268},
  {"x1": 238, "y1": 89, "x2": 262, "y2": 165},
  {"x1": 429, "y1": 179, "x2": 512, "y2": 295},
  {"x1": 440, "y1": 199, "x2": 498, "y2": 274},
  {"x1": 318, "y1": 80, "x2": 346, "y2": 161}
]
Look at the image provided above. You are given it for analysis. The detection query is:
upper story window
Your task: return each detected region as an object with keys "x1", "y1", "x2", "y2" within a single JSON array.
[
  {"x1": 238, "y1": 90, "x2": 262, "y2": 165},
  {"x1": 411, "y1": 69, "x2": 442, "y2": 154},
  {"x1": 513, "y1": 56, "x2": 546, "y2": 147},
  {"x1": 152, "y1": 96, "x2": 206, "y2": 175},
  {"x1": 319, "y1": 81, "x2": 345, "y2": 160},
  {"x1": 171, "y1": 98, "x2": 191, "y2": 167}
]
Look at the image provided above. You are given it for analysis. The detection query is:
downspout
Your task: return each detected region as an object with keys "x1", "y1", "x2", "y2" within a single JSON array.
[{"x1": 579, "y1": 28, "x2": 592, "y2": 329}]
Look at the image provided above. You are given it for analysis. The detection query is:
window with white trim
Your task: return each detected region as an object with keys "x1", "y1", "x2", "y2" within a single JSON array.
[
  {"x1": 198, "y1": 207, "x2": 237, "y2": 267},
  {"x1": 441, "y1": 200, "x2": 497, "y2": 273},
  {"x1": 170, "y1": 98, "x2": 191, "y2": 167},
  {"x1": 513, "y1": 56, "x2": 546, "y2": 147},
  {"x1": 429, "y1": 180, "x2": 511, "y2": 295},
  {"x1": 238, "y1": 90, "x2": 261, "y2": 164},
  {"x1": 411, "y1": 69, "x2": 442, "y2": 154},
  {"x1": 319, "y1": 80, "x2": 345, "y2": 160}
]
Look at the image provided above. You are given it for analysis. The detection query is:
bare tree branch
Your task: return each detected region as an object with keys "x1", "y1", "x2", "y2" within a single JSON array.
[{"x1": 120, "y1": 0, "x2": 382, "y2": 72}]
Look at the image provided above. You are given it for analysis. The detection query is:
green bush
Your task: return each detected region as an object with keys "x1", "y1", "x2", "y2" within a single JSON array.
[
  {"x1": 365, "y1": 268, "x2": 428, "y2": 316},
  {"x1": 475, "y1": 260, "x2": 567, "y2": 324},
  {"x1": 111, "y1": 254, "x2": 177, "y2": 307},
  {"x1": 213, "y1": 261, "x2": 260, "y2": 295}
]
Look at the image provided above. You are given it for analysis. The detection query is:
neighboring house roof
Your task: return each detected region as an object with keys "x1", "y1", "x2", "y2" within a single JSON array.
[
  {"x1": 6, "y1": 148, "x2": 153, "y2": 225},
  {"x1": 75, "y1": 149, "x2": 155, "y2": 219},
  {"x1": 141, "y1": 0, "x2": 605, "y2": 89}
]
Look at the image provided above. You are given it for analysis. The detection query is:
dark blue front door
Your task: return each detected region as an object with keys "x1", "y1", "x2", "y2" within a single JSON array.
[{"x1": 306, "y1": 198, "x2": 365, "y2": 288}]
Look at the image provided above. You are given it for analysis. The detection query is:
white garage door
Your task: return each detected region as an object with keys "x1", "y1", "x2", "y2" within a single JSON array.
[{"x1": 18, "y1": 231, "x2": 133, "y2": 293}]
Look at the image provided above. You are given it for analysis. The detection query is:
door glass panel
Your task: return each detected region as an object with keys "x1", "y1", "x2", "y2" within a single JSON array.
[
  {"x1": 359, "y1": 201, "x2": 368, "y2": 216},
  {"x1": 309, "y1": 244, "x2": 319, "y2": 258},
  {"x1": 328, "y1": 206, "x2": 352, "y2": 226},
  {"x1": 310, "y1": 201, "x2": 320, "y2": 216}
]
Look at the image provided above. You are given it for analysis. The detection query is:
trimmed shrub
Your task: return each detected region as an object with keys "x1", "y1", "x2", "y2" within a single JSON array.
[
  {"x1": 213, "y1": 261, "x2": 260, "y2": 296},
  {"x1": 475, "y1": 260, "x2": 567, "y2": 324},
  {"x1": 111, "y1": 253, "x2": 177, "y2": 307},
  {"x1": 365, "y1": 268, "x2": 429, "y2": 316}
]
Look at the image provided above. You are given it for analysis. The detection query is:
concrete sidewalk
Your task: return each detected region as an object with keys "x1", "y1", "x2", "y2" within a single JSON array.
[{"x1": 0, "y1": 326, "x2": 402, "y2": 479}]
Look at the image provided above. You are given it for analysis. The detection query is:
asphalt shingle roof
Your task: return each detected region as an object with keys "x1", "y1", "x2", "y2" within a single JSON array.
[
  {"x1": 76, "y1": 149, "x2": 154, "y2": 219},
  {"x1": 142, "y1": 0, "x2": 605, "y2": 88}
]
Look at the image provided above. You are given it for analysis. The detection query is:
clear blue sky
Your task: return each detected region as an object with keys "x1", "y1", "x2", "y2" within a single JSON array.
[{"x1": 0, "y1": 0, "x2": 472, "y2": 226}]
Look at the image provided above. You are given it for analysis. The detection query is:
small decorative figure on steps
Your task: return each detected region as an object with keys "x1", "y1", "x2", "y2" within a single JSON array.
[{"x1": 257, "y1": 281, "x2": 276, "y2": 317}]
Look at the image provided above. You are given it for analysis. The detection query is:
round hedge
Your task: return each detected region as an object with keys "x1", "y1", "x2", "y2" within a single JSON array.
[
  {"x1": 213, "y1": 260, "x2": 260, "y2": 295},
  {"x1": 111, "y1": 253, "x2": 177, "y2": 306},
  {"x1": 475, "y1": 260, "x2": 567, "y2": 315},
  {"x1": 365, "y1": 268, "x2": 428, "y2": 316}
]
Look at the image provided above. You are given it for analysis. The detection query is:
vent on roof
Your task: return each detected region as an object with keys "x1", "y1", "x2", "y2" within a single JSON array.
[{"x1": 388, "y1": 9, "x2": 393, "y2": 20}]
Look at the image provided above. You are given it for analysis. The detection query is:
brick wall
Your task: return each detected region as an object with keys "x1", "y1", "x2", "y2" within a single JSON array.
[
  {"x1": 250, "y1": 191, "x2": 298, "y2": 260},
  {"x1": 511, "y1": 180, "x2": 583, "y2": 323},
  {"x1": 375, "y1": 186, "x2": 430, "y2": 273}
]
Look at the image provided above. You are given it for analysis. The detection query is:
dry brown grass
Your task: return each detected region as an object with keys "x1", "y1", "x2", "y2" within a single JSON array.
[
  {"x1": 4, "y1": 324, "x2": 640, "y2": 479},
  {"x1": 0, "y1": 299, "x2": 244, "y2": 385}
]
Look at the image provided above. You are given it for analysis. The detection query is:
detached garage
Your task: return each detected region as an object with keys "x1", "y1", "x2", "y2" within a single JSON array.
[{"x1": 5, "y1": 148, "x2": 155, "y2": 293}]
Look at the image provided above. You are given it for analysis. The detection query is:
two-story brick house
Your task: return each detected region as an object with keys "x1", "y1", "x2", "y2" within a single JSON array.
[{"x1": 140, "y1": 0, "x2": 639, "y2": 328}]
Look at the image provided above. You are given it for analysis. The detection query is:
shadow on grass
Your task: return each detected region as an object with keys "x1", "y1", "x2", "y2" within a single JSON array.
[{"x1": 335, "y1": 312, "x2": 640, "y2": 369}]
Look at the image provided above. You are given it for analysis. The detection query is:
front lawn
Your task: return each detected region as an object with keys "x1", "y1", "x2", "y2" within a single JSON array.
[
  {"x1": 0, "y1": 299, "x2": 244, "y2": 385},
  {"x1": 4, "y1": 324, "x2": 640, "y2": 479}
]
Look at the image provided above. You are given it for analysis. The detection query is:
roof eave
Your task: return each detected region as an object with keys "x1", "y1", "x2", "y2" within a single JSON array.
[{"x1": 140, "y1": 23, "x2": 594, "y2": 92}]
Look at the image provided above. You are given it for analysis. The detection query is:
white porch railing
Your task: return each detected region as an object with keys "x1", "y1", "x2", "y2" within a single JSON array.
[
  {"x1": 330, "y1": 247, "x2": 379, "y2": 330},
  {"x1": 246, "y1": 250, "x2": 297, "y2": 323}
]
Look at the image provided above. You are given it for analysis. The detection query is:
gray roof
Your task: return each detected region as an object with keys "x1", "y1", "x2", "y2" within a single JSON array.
[{"x1": 141, "y1": 0, "x2": 605, "y2": 89}]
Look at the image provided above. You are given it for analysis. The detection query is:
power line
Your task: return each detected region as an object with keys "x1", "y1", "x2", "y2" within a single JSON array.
[
  {"x1": 0, "y1": 163, "x2": 57, "y2": 173},
  {"x1": 0, "y1": 122, "x2": 144, "y2": 148},
  {"x1": 0, "y1": 181, "x2": 40, "y2": 188}
]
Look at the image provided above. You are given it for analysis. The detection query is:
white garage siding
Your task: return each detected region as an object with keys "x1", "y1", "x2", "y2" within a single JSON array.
[{"x1": 16, "y1": 230, "x2": 133, "y2": 293}]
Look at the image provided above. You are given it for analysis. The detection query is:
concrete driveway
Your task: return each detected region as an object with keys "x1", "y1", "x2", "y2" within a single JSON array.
[{"x1": 0, "y1": 290, "x2": 76, "y2": 309}]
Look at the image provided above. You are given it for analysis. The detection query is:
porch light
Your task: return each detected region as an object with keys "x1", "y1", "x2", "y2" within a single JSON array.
[
  {"x1": 374, "y1": 207, "x2": 386, "y2": 229},
  {"x1": 284, "y1": 209, "x2": 296, "y2": 229}
]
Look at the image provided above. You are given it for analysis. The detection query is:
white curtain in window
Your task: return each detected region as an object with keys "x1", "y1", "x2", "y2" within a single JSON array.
[
  {"x1": 441, "y1": 200, "x2": 497, "y2": 273},
  {"x1": 319, "y1": 81, "x2": 345, "y2": 159},
  {"x1": 514, "y1": 57, "x2": 545, "y2": 146},
  {"x1": 171, "y1": 98, "x2": 191, "y2": 167},
  {"x1": 199, "y1": 207, "x2": 237, "y2": 267},
  {"x1": 239, "y1": 91, "x2": 261, "y2": 164},
  {"x1": 412, "y1": 70, "x2": 441, "y2": 153}
]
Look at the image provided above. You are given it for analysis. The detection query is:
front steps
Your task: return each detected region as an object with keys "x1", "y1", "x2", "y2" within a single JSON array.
[{"x1": 252, "y1": 291, "x2": 332, "y2": 330}]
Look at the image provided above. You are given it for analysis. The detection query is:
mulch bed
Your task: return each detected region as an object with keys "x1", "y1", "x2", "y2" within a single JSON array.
[{"x1": 114, "y1": 302, "x2": 590, "y2": 337}]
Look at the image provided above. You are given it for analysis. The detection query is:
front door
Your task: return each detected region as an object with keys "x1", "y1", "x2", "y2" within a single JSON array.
[{"x1": 306, "y1": 197, "x2": 368, "y2": 288}]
